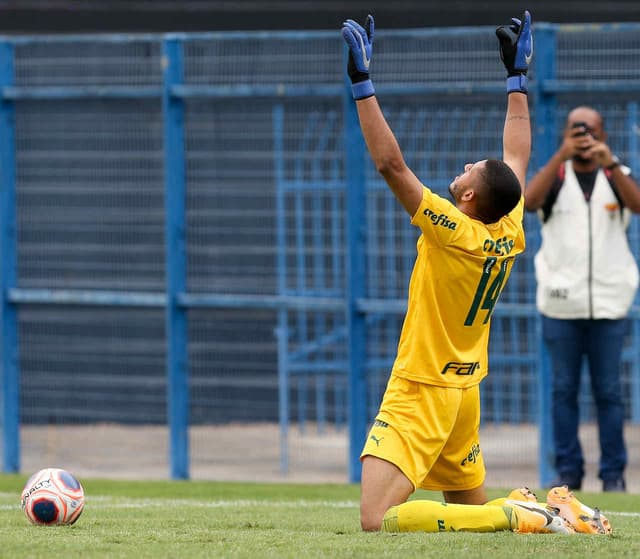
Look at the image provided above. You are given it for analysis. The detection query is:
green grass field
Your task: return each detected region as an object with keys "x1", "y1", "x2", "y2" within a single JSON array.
[{"x1": 1, "y1": 474, "x2": 639, "y2": 559}]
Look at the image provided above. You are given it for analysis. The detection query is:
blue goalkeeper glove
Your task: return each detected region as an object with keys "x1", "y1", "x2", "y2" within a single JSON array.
[
  {"x1": 496, "y1": 10, "x2": 533, "y2": 94},
  {"x1": 341, "y1": 14, "x2": 375, "y2": 100}
]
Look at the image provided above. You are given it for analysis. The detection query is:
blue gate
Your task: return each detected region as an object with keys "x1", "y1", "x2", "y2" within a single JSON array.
[{"x1": 0, "y1": 24, "x2": 639, "y2": 484}]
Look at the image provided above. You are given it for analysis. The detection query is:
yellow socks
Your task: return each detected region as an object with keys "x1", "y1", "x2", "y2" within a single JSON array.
[
  {"x1": 380, "y1": 488, "x2": 538, "y2": 533},
  {"x1": 381, "y1": 499, "x2": 513, "y2": 533}
]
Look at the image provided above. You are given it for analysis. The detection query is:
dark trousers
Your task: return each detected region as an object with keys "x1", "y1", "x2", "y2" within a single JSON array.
[{"x1": 542, "y1": 316, "x2": 627, "y2": 484}]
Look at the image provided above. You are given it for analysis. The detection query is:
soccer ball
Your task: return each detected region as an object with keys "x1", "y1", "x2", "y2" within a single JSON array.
[{"x1": 20, "y1": 468, "x2": 85, "y2": 525}]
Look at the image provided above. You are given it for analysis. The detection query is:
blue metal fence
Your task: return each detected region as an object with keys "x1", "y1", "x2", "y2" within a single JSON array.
[{"x1": 1, "y1": 24, "x2": 639, "y2": 483}]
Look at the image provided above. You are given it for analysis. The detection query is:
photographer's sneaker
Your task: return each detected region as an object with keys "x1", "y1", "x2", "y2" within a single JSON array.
[
  {"x1": 602, "y1": 478, "x2": 626, "y2": 493},
  {"x1": 546, "y1": 485, "x2": 612, "y2": 535},
  {"x1": 505, "y1": 500, "x2": 575, "y2": 534}
]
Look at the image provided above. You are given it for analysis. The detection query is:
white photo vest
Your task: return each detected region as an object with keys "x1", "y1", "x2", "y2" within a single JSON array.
[{"x1": 534, "y1": 161, "x2": 639, "y2": 319}]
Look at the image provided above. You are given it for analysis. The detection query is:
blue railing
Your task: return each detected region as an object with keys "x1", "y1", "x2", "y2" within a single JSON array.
[{"x1": 1, "y1": 23, "x2": 640, "y2": 484}]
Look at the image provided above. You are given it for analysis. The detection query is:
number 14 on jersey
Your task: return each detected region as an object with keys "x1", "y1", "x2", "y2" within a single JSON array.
[{"x1": 464, "y1": 256, "x2": 514, "y2": 326}]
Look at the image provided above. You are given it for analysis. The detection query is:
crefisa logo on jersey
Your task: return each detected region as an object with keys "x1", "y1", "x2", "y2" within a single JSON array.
[
  {"x1": 422, "y1": 208, "x2": 457, "y2": 230},
  {"x1": 460, "y1": 443, "x2": 481, "y2": 466}
]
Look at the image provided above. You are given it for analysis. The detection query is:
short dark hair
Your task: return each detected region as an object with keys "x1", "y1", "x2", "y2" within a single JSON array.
[{"x1": 475, "y1": 159, "x2": 522, "y2": 223}]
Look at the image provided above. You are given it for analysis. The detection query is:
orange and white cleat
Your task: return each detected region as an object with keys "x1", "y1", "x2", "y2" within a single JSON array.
[
  {"x1": 546, "y1": 485, "x2": 612, "y2": 535},
  {"x1": 486, "y1": 486, "x2": 540, "y2": 508},
  {"x1": 507, "y1": 486, "x2": 539, "y2": 503},
  {"x1": 506, "y1": 499, "x2": 576, "y2": 534}
]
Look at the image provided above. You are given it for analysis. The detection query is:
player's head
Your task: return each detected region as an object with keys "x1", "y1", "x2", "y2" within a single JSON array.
[
  {"x1": 565, "y1": 106, "x2": 606, "y2": 164},
  {"x1": 449, "y1": 159, "x2": 521, "y2": 224}
]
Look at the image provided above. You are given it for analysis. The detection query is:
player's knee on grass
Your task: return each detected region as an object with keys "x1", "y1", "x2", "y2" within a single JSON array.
[{"x1": 360, "y1": 504, "x2": 386, "y2": 531}]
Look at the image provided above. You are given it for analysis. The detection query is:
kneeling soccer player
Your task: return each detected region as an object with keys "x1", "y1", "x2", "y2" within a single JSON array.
[{"x1": 342, "y1": 10, "x2": 611, "y2": 536}]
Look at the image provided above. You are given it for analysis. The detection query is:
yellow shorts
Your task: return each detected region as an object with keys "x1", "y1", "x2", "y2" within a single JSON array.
[{"x1": 360, "y1": 375, "x2": 485, "y2": 492}]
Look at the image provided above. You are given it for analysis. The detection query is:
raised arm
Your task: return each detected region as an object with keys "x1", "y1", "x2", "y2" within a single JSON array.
[
  {"x1": 342, "y1": 15, "x2": 423, "y2": 216},
  {"x1": 503, "y1": 93, "x2": 531, "y2": 195},
  {"x1": 496, "y1": 11, "x2": 533, "y2": 194}
]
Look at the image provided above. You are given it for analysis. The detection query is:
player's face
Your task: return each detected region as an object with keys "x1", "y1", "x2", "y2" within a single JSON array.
[{"x1": 449, "y1": 160, "x2": 486, "y2": 201}]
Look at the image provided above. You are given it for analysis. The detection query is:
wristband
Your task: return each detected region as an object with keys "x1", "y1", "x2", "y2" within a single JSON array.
[
  {"x1": 506, "y1": 74, "x2": 527, "y2": 94},
  {"x1": 351, "y1": 79, "x2": 375, "y2": 100},
  {"x1": 606, "y1": 161, "x2": 620, "y2": 171}
]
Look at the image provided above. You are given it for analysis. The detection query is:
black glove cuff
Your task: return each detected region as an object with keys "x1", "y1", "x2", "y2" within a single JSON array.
[{"x1": 349, "y1": 70, "x2": 370, "y2": 84}]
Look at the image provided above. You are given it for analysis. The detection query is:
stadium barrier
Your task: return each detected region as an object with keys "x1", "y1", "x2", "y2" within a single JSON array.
[{"x1": 0, "y1": 23, "x2": 639, "y2": 484}]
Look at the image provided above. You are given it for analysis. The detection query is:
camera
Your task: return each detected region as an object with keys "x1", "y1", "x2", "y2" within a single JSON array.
[{"x1": 571, "y1": 121, "x2": 589, "y2": 137}]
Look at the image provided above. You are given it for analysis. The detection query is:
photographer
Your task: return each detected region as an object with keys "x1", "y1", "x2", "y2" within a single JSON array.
[{"x1": 525, "y1": 106, "x2": 640, "y2": 492}]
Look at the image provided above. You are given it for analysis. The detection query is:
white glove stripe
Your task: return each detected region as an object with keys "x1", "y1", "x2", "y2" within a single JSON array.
[
  {"x1": 525, "y1": 34, "x2": 533, "y2": 65},
  {"x1": 355, "y1": 32, "x2": 371, "y2": 70}
]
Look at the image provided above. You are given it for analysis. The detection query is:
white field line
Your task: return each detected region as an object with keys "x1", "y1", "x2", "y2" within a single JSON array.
[
  {"x1": 1, "y1": 493, "x2": 638, "y2": 517},
  {"x1": 0, "y1": 496, "x2": 359, "y2": 511}
]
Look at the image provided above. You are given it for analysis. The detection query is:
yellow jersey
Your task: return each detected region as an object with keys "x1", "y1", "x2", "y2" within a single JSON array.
[{"x1": 391, "y1": 185, "x2": 525, "y2": 388}]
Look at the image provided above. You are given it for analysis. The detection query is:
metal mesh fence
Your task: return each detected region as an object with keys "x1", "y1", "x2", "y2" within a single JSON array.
[
  {"x1": 16, "y1": 99, "x2": 165, "y2": 291},
  {"x1": 0, "y1": 24, "x2": 638, "y2": 488}
]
